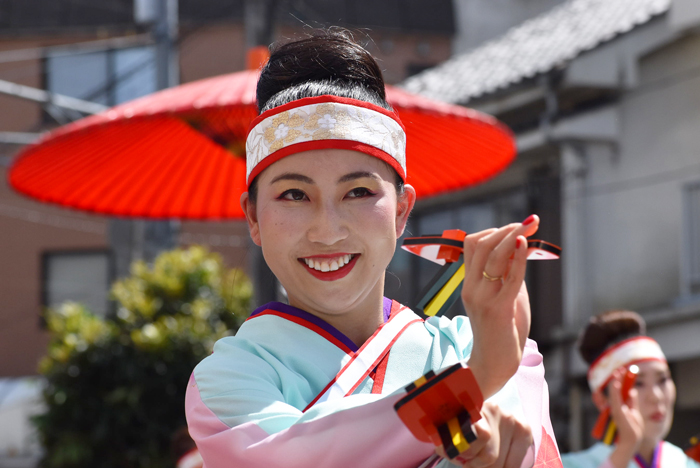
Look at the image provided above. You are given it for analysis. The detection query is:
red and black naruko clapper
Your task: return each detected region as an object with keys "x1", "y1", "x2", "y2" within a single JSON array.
[
  {"x1": 591, "y1": 365, "x2": 639, "y2": 445},
  {"x1": 394, "y1": 362, "x2": 484, "y2": 460},
  {"x1": 401, "y1": 229, "x2": 562, "y2": 317},
  {"x1": 685, "y1": 433, "x2": 700, "y2": 463}
]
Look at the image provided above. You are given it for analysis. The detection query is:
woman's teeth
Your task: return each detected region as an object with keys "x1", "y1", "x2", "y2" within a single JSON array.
[{"x1": 304, "y1": 254, "x2": 353, "y2": 272}]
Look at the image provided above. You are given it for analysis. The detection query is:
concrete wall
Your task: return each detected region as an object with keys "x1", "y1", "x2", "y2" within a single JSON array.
[
  {"x1": 554, "y1": 29, "x2": 700, "y2": 451},
  {"x1": 582, "y1": 32, "x2": 700, "y2": 314}
]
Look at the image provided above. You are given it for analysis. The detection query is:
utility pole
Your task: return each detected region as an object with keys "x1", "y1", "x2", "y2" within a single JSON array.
[
  {"x1": 110, "y1": 0, "x2": 180, "y2": 279},
  {"x1": 245, "y1": 0, "x2": 278, "y2": 50},
  {"x1": 154, "y1": 0, "x2": 179, "y2": 90},
  {"x1": 245, "y1": 0, "x2": 280, "y2": 305}
]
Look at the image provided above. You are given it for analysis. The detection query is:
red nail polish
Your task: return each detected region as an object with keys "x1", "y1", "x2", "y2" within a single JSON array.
[
  {"x1": 522, "y1": 215, "x2": 536, "y2": 225},
  {"x1": 516, "y1": 237, "x2": 522, "y2": 249}
]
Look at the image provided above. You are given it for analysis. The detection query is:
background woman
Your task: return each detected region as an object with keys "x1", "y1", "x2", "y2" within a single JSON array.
[
  {"x1": 562, "y1": 310, "x2": 699, "y2": 468},
  {"x1": 186, "y1": 30, "x2": 561, "y2": 468}
]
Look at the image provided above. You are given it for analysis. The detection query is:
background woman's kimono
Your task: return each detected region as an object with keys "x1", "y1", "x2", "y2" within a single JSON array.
[
  {"x1": 561, "y1": 441, "x2": 700, "y2": 468},
  {"x1": 186, "y1": 299, "x2": 562, "y2": 468}
]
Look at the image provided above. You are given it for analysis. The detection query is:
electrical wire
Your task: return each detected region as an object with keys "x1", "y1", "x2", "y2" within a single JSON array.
[
  {"x1": 0, "y1": 34, "x2": 153, "y2": 65},
  {"x1": 627, "y1": 62, "x2": 700, "y2": 100},
  {"x1": 570, "y1": 161, "x2": 700, "y2": 199},
  {"x1": 0, "y1": 202, "x2": 106, "y2": 234},
  {"x1": 0, "y1": 202, "x2": 248, "y2": 247}
]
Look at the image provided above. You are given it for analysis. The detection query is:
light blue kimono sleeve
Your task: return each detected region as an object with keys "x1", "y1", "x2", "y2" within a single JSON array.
[{"x1": 561, "y1": 443, "x2": 614, "y2": 468}]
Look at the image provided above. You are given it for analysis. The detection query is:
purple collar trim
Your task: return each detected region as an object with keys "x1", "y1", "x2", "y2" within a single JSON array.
[
  {"x1": 634, "y1": 443, "x2": 661, "y2": 468},
  {"x1": 383, "y1": 296, "x2": 393, "y2": 322},
  {"x1": 250, "y1": 297, "x2": 394, "y2": 354}
]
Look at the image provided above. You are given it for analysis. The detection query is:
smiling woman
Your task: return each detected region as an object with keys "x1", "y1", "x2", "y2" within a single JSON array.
[
  {"x1": 242, "y1": 149, "x2": 408, "y2": 345},
  {"x1": 185, "y1": 30, "x2": 561, "y2": 468},
  {"x1": 561, "y1": 310, "x2": 699, "y2": 468}
]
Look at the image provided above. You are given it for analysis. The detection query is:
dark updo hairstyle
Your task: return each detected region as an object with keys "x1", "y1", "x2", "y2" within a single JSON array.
[
  {"x1": 578, "y1": 309, "x2": 646, "y2": 365},
  {"x1": 248, "y1": 29, "x2": 403, "y2": 203}
]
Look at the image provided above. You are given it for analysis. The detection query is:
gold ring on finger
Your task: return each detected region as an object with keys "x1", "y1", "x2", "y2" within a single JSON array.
[{"x1": 482, "y1": 270, "x2": 503, "y2": 282}]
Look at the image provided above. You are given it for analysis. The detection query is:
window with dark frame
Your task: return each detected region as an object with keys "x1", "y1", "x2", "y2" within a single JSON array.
[
  {"x1": 44, "y1": 45, "x2": 157, "y2": 109},
  {"x1": 682, "y1": 181, "x2": 700, "y2": 296},
  {"x1": 42, "y1": 250, "x2": 112, "y2": 318}
]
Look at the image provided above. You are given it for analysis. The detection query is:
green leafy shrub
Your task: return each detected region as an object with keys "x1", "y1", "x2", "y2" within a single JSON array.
[{"x1": 34, "y1": 246, "x2": 252, "y2": 468}]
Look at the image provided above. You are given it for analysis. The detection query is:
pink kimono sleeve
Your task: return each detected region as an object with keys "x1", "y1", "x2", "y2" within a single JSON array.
[
  {"x1": 515, "y1": 339, "x2": 564, "y2": 468},
  {"x1": 185, "y1": 373, "x2": 435, "y2": 468}
]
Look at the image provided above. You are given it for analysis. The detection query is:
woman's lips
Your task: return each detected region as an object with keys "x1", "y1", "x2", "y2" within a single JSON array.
[
  {"x1": 299, "y1": 254, "x2": 360, "y2": 281},
  {"x1": 648, "y1": 411, "x2": 665, "y2": 423}
]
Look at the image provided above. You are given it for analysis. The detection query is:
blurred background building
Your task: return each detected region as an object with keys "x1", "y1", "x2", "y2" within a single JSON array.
[
  {"x1": 1, "y1": 0, "x2": 699, "y2": 464},
  {"x1": 404, "y1": 0, "x2": 700, "y2": 454}
]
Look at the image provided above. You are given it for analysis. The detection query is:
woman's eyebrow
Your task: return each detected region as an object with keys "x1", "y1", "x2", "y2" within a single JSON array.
[
  {"x1": 337, "y1": 171, "x2": 379, "y2": 183},
  {"x1": 270, "y1": 173, "x2": 314, "y2": 184},
  {"x1": 636, "y1": 370, "x2": 668, "y2": 379}
]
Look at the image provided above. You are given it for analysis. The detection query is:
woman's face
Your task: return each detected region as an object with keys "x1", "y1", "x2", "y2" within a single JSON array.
[
  {"x1": 634, "y1": 360, "x2": 676, "y2": 443},
  {"x1": 242, "y1": 149, "x2": 414, "y2": 322}
]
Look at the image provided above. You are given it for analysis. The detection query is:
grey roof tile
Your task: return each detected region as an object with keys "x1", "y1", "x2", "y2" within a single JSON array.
[{"x1": 402, "y1": 0, "x2": 671, "y2": 104}]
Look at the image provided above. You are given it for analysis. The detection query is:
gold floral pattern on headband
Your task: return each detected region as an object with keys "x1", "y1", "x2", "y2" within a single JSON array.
[
  {"x1": 391, "y1": 130, "x2": 406, "y2": 152},
  {"x1": 263, "y1": 112, "x2": 305, "y2": 153},
  {"x1": 304, "y1": 103, "x2": 351, "y2": 140},
  {"x1": 246, "y1": 101, "x2": 406, "y2": 181}
]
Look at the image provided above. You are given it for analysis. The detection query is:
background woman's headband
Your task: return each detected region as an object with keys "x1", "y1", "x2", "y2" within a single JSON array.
[
  {"x1": 245, "y1": 95, "x2": 407, "y2": 185},
  {"x1": 587, "y1": 336, "x2": 666, "y2": 392}
]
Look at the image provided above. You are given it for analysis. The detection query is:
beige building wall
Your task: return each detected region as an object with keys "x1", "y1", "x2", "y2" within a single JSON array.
[{"x1": 0, "y1": 165, "x2": 108, "y2": 376}]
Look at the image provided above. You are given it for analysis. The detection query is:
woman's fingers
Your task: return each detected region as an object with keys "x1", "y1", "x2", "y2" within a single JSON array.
[
  {"x1": 481, "y1": 217, "x2": 540, "y2": 282},
  {"x1": 607, "y1": 370, "x2": 644, "y2": 448},
  {"x1": 502, "y1": 422, "x2": 534, "y2": 468},
  {"x1": 472, "y1": 411, "x2": 513, "y2": 468},
  {"x1": 465, "y1": 224, "x2": 519, "y2": 284},
  {"x1": 454, "y1": 416, "x2": 492, "y2": 465},
  {"x1": 462, "y1": 228, "x2": 497, "y2": 271},
  {"x1": 499, "y1": 236, "x2": 528, "y2": 293},
  {"x1": 607, "y1": 372, "x2": 625, "y2": 416},
  {"x1": 464, "y1": 216, "x2": 540, "y2": 286},
  {"x1": 457, "y1": 414, "x2": 498, "y2": 468},
  {"x1": 449, "y1": 403, "x2": 532, "y2": 468}
]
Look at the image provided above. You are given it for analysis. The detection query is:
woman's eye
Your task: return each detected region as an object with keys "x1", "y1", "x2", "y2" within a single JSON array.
[
  {"x1": 279, "y1": 189, "x2": 307, "y2": 201},
  {"x1": 346, "y1": 187, "x2": 375, "y2": 198}
]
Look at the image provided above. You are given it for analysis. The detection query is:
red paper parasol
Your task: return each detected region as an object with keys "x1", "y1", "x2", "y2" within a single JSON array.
[{"x1": 8, "y1": 70, "x2": 515, "y2": 219}]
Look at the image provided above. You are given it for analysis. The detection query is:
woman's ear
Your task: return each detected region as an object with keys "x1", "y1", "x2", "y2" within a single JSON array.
[
  {"x1": 395, "y1": 184, "x2": 416, "y2": 238},
  {"x1": 592, "y1": 390, "x2": 609, "y2": 412},
  {"x1": 240, "y1": 192, "x2": 261, "y2": 246}
]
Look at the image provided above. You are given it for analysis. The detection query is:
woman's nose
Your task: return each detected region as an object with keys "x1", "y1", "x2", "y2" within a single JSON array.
[
  {"x1": 644, "y1": 384, "x2": 663, "y2": 404},
  {"x1": 306, "y1": 202, "x2": 349, "y2": 245}
]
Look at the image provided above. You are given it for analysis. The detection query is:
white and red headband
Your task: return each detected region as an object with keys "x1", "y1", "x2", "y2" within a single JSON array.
[
  {"x1": 587, "y1": 336, "x2": 666, "y2": 392},
  {"x1": 245, "y1": 95, "x2": 407, "y2": 185}
]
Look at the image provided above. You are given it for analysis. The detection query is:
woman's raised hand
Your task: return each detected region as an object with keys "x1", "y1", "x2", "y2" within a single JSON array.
[
  {"x1": 607, "y1": 370, "x2": 644, "y2": 468},
  {"x1": 435, "y1": 402, "x2": 534, "y2": 468},
  {"x1": 462, "y1": 215, "x2": 540, "y2": 398}
]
